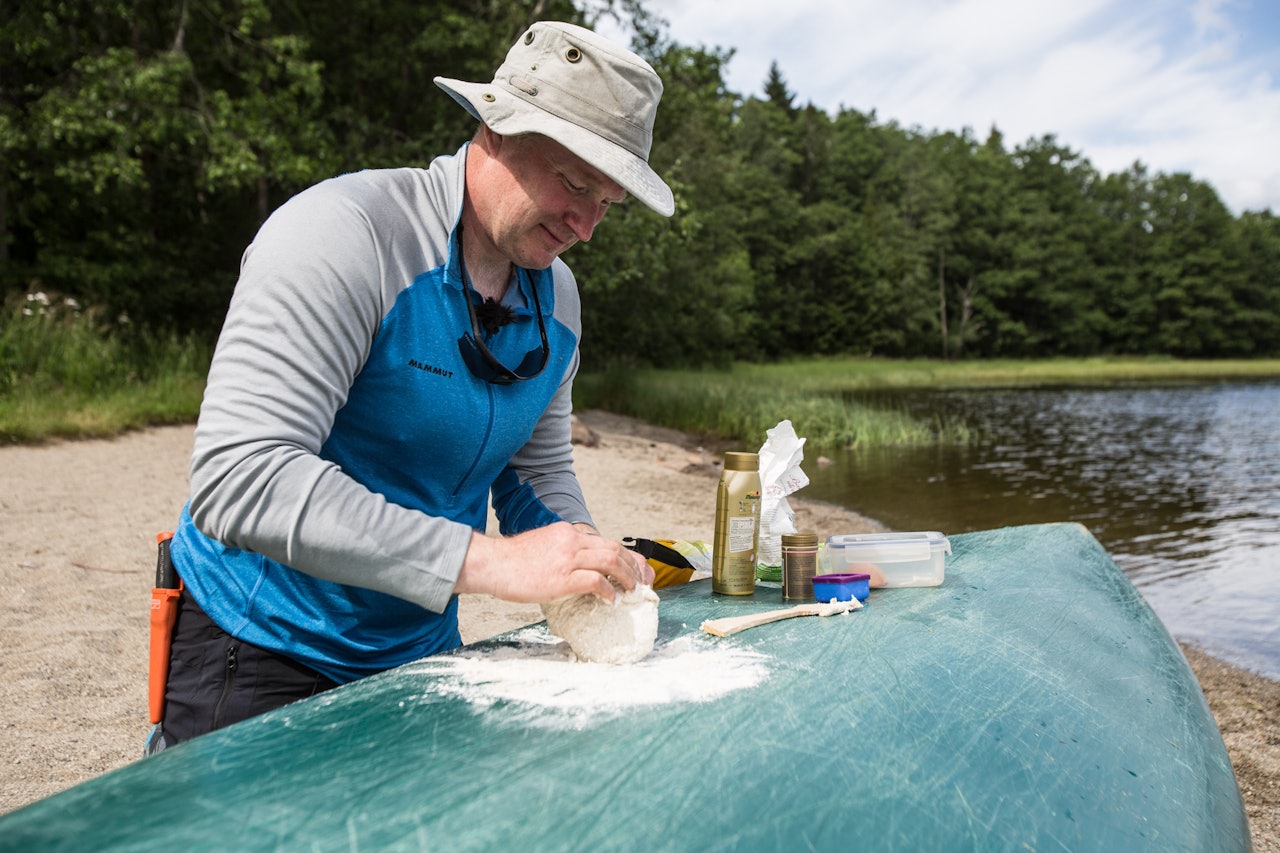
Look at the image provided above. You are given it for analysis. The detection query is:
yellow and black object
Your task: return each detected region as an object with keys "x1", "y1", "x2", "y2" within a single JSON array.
[{"x1": 622, "y1": 537, "x2": 696, "y2": 589}]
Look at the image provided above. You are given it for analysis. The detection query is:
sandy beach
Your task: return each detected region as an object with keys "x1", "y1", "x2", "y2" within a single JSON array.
[{"x1": 1, "y1": 410, "x2": 1276, "y2": 847}]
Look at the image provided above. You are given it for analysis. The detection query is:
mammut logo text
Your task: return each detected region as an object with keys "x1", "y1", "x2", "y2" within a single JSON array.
[{"x1": 408, "y1": 359, "x2": 453, "y2": 379}]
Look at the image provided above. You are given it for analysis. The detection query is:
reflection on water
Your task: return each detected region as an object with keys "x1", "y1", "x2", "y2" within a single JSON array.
[{"x1": 803, "y1": 382, "x2": 1280, "y2": 680}]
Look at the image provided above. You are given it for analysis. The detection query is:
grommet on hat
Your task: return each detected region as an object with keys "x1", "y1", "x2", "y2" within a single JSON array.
[{"x1": 434, "y1": 21, "x2": 674, "y2": 217}]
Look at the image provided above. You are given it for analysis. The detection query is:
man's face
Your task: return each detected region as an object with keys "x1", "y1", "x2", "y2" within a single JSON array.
[{"x1": 480, "y1": 132, "x2": 627, "y2": 270}]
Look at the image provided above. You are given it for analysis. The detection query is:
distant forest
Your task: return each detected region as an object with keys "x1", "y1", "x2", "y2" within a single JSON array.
[{"x1": 4, "y1": 0, "x2": 1278, "y2": 365}]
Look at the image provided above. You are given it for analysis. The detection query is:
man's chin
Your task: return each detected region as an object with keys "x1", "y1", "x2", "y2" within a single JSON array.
[{"x1": 521, "y1": 246, "x2": 571, "y2": 270}]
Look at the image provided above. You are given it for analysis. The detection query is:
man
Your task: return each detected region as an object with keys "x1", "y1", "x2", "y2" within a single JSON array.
[{"x1": 150, "y1": 21, "x2": 671, "y2": 751}]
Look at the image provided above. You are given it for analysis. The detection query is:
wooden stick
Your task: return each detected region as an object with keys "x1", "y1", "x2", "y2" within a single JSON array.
[{"x1": 700, "y1": 599, "x2": 862, "y2": 637}]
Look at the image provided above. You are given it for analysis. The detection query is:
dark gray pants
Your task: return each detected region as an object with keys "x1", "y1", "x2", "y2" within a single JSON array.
[{"x1": 150, "y1": 591, "x2": 338, "y2": 752}]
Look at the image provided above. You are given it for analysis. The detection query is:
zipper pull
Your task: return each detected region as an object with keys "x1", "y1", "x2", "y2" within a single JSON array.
[{"x1": 226, "y1": 646, "x2": 238, "y2": 673}]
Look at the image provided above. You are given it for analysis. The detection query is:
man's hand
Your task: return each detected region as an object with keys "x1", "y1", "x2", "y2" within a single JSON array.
[{"x1": 454, "y1": 522, "x2": 654, "y2": 603}]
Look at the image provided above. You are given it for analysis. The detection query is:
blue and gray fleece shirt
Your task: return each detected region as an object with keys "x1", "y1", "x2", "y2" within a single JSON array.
[{"x1": 171, "y1": 143, "x2": 593, "y2": 683}]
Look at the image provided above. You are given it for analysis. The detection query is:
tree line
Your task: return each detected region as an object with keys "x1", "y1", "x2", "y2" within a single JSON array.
[{"x1": 4, "y1": 0, "x2": 1278, "y2": 367}]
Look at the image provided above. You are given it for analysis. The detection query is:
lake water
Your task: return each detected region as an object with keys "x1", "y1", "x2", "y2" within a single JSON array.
[{"x1": 801, "y1": 382, "x2": 1280, "y2": 681}]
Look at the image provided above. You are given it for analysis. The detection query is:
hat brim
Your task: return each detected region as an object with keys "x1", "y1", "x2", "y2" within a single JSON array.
[{"x1": 435, "y1": 76, "x2": 675, "y2": 217}]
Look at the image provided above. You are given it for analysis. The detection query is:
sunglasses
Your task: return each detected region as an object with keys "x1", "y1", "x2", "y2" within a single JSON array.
[{"x1": 455, "y1": 231, "x2": 549, "y2": 385}]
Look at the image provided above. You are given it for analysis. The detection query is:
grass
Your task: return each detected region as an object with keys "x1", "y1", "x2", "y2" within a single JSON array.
[
  {"x1": 5, "y1": 293, "x2": 1279, "y2": 449},
  {"x1": 733, "y1": 356, "x2": 1280, "y2": 390},
  {"x1": 0, "y1": 294, "x2": 210, "y2": 443},
  {"x1": 574, "y1": 356, "x2": 1280, "y2": 448},
  {"x1": 574, "y1": 366, "x2": 973, "y2": 448}
]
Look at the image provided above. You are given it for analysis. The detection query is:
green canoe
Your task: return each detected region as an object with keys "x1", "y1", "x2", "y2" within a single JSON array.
[{"x1": 0, "y1": 523, "x2": 1250, "y2": 851}]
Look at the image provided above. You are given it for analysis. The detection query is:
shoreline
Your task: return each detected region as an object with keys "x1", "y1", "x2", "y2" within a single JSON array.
[{"x1": 0, "y1": 413, "x2": 1275, "y2": 847}]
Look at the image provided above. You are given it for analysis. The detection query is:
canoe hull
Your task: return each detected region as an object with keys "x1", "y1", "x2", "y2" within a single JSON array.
[{"x1": 0, "y1": 523, "x2": 1250, "y2": 851}]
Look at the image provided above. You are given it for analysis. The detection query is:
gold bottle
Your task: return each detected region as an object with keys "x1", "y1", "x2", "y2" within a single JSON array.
[{"x1": 712, "y1": 451, "x2": 762, "y2": 595}]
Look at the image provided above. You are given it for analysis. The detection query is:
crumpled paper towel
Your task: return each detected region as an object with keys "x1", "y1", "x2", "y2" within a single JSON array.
[{"x1": 756, "y1": 419, "x2": 809, "y2": 576}]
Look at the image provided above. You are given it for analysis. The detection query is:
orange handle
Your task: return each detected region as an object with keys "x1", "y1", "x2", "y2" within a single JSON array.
[{"x1": 148, "y1": 584, "x2": 182, "y2": 724}]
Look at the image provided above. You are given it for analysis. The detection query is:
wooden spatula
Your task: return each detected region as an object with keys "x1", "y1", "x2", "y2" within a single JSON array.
[{"x1": 700, "y1": 598, "x2": 862, "y2": 637}]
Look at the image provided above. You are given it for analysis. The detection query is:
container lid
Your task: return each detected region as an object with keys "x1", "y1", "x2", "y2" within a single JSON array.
[
  {"x1": 722, "y1": 451, "x2": 759, "y2": 471},
  {"x1": 781, "y1": 533, "x2": 819, "y2": 547},
  {"x1": 812, "y1": 573, "x2": 871, "y2": 584},
  {"x1": 824, "y1": 531, "x2": 951, "y2": 563}
]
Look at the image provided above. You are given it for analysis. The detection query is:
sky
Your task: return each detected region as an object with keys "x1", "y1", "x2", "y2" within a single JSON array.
[{"x1": 597, "y1": 0, "x2": 1280, "y2": 214}]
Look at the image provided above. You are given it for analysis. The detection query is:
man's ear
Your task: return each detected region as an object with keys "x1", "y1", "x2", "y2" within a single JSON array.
[{"x1": 475, "y1": 123, "x2": 504, "y2": 154}]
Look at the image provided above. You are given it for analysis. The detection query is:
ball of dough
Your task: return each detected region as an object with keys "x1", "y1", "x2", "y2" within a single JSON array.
[{"x1": 541, "y1": 584, "x2": 660, "y2": 664}]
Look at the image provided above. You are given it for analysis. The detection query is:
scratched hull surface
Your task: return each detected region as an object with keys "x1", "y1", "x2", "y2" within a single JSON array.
[{"x1": 0, "y1": 524, "x2": 1250, "y2": 851}]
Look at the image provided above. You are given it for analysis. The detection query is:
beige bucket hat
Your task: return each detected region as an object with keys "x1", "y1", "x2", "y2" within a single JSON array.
[{"x1": 434, "y1": 21, "x2": 674, "y2": 217}]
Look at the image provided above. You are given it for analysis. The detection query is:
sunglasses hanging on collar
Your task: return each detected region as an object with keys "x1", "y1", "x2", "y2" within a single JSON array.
[{"x1": 455, "y1": 225, "x2": 550, "y2": 385}]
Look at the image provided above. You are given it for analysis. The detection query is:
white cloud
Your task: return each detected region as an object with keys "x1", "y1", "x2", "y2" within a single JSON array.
[{"x1": 606, "y1": 0, "x2": 1280, "y2": 213}]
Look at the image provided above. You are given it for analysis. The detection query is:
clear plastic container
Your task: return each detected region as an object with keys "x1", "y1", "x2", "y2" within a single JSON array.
[{"x1": 822, "y1": 532, "x2": 951, "y2": 588}]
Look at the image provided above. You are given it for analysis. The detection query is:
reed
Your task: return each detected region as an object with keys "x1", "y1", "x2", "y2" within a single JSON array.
[
  {"x1": 574, "y1": 364, "x2": 975, "y2": 448},
  {"x1": 718, "y1": 356, "x2": 1280, "y2": 391},
  {"x1": 6, "y1": 293, "x2": 1279, "y2": 449},
  {"x1": 0, "y1": 292, "x2": 209, "y2": 442},
  {"x1": 574, "y1": 357, "x2": 1280, "y2": 449}
]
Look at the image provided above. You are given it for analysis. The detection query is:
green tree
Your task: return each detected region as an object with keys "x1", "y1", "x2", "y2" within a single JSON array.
[
  {"x1": 847, "y1": 117, "x2": 953, "y2": 357},
  {"x1": 1093, "y1": 163, "x2": 1158, "y2": 352},
  {"x1": 930, "y1": 128, "x2": 1022, "y2": 357},
  {"x1": 1233, "y1": 211, "x2": 1280, "y2": 355},
  {"x1": 275, "y1": 0, "x2": 585, "y2": 171},
  {"x1": 3, "y1": 0, "x2": 589, "y2": 336},
  {"x1": 728, "y1": 94, "x2": 803, "y2": 358},
  {"x1": 5, "y1": 0, "x2": 1276, "y2": 367},
  {"x1": 572, "y1": 31, "x2": 752, "y2": 367},
  {"x1": 762, "y1": 61, "x2": 797, "y2": 118},
  {"x1": 3, "y1": 0, "x2": 330, "y2": 331},
  {"x1": 1144, "y1": 173, "x2": 1244, "y2": 355},
  {"x1": 1002, "y1": 135, "x2": 1108, "y2": 355}
]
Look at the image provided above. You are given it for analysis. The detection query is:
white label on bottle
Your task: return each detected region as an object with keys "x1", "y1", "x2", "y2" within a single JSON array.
[{"x1": 728, "y1": 517, "x2": 756, "y2": 552}]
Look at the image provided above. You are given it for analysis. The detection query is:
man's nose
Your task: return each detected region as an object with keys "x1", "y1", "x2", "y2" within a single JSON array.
[{"x1": 565, "y1": 200, "x2": 609, "y2": 243}]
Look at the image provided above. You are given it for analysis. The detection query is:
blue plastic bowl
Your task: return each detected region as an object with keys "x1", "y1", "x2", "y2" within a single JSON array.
[{"x1": 812, "y1": 573, "x2": 871, "y2": 603}]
